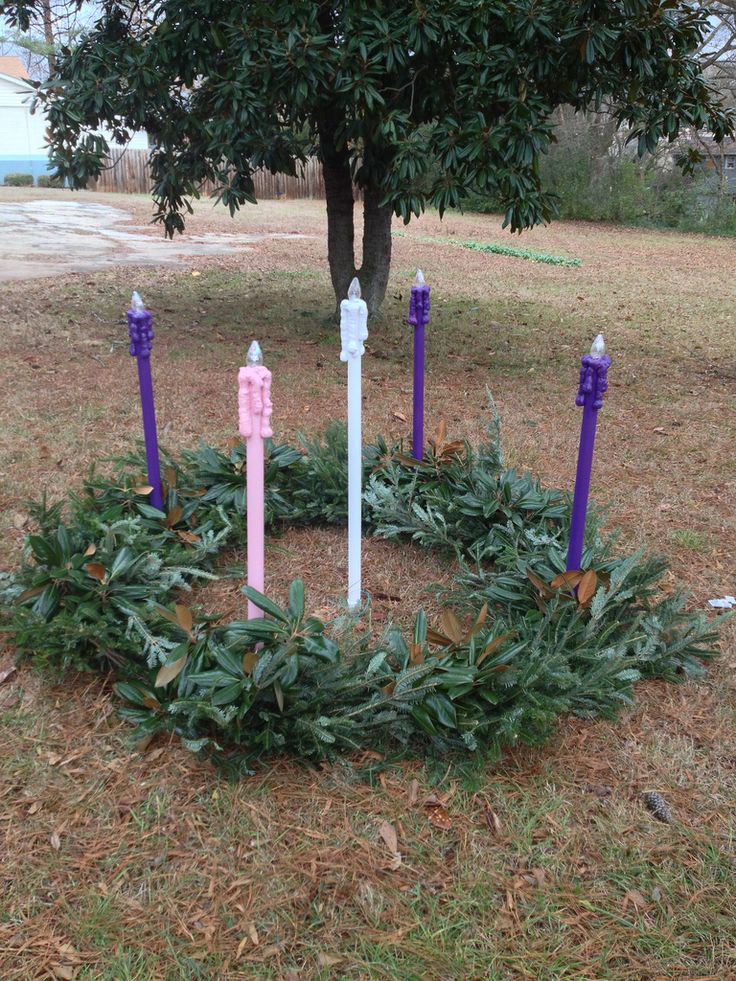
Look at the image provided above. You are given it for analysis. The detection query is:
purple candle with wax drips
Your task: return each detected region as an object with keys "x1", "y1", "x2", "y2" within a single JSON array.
[
  {"x1": 408, "y1": 269, "x2": 431, "y2": 461},
  {"x1": 127, "y1": 291, "x2": 164, "y2": 511},
  {"x1": 566, "y1": 333, "x2": 611, "y2": 572}
]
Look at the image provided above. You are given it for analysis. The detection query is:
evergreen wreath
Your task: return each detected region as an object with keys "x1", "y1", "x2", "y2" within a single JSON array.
[{"x1": 0, "y1": 404, "x2": 721, "y2": 772}]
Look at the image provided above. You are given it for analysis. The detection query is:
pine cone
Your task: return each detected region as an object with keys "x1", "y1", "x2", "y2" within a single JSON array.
[{"x1": 642, "y1": 791, "x2": 674, "y2": 824}]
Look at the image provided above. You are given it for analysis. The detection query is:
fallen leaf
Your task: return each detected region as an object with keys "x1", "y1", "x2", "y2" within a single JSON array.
[
  {"x1": 50, "y1": 830, "x2": 61, "y2": 851},
  {"x1": 622, "y1": 889, "x2": 649, "y2": 911},
  {"x1": 0, "y1": 665, "x2": 17, "y2": 685},
  {"x1": 426, "y1": 806, "x2": 453, "y2": 831},
  {"x1": 317, "y1": 953, "x2": 343, "y2": 968},
  {"x1": 247, "y1": 922, "x2": 259, "y2": 945},
  {"x1": 84, "y1": 562, "x2": 107, "y2": 582},
  {"x1": 408, "y1": 778, "x2": 420, "y2": 807},
  {"x1": 484, "y1": 805, "x2": 503, "y2": 834},
  {"x1": 50, "y1": 966, "x2": 76, "y2": 980},
  {"x1": 132, "y1": 485, "x2": 154, "y2": 495},
  {"x1": 155, "y1": 654, "x2": 188, "y2": 687},
  {"x1": 83, "y1": 543, "x2": 97, "y2": 557},
  {"x1": 175, "y1": 604, "x2": 193, "y2": 635},
  {"x1": 378, "y1": 820, "x2": 398, "y2": 854},
  {"x1": 577, "y1": 569, "x2": 598, "y2": 605},
  {"x1": 27, "y1": 800, "x2": 42, "y2": 815},
  {"x1": 392, "y1": 411, "x2": 407, "y2": 422}
]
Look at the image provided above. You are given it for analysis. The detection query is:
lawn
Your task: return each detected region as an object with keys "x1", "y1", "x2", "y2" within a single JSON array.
[{"x1": 0, "y1": 188, "x2": 734, "y2": 980}]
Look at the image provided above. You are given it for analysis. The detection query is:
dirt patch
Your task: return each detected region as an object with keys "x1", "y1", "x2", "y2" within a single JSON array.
[{"x1": 0, "y1": 196, "x2": 315, "y2": 280}]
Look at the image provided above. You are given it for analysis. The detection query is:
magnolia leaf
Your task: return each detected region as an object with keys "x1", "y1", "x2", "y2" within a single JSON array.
[
  {"x1": 439, "y1": 440, "x2": 465, "y2": 460},
  {"x1": 436, "y1": 419, "x2": 447, "y2": 447},
  {"x1": 17, "y1": 585, "x2": 45, "y2": 602},
  {"x1": 177, "y1": 530, "x2": 201, "y2": 544},
  {"x1": 164, "y1": 466, "x2": 177, "y2": 489},
  {"x1": 393, "y1": 452, "x2": 423, "y2": 468},
  {"x1": 155, "y1": 653, "x2": 188, "y2": 687},
  {"x1": 476, "y1": 631, "x2": 516, "y2": 667},
  {"x1": 243, "y1": 651, "x2": 258, "y2": 674},
  {"x1": 409, "y1": 643, "x2": 424, "y2": 665},
  {"x1": 426, "y1": 627, "x2": 452, "y2": 647},
  {"x1": 165, "y1": 505, "x2": 184, "y2": 528},
  {"x1": 378, "y1": 819, "x2": 398, "y2": 854},
  {"x1": 175, "y1": 604, "x2": 194, "y2": 635},
  {"x1": 466, "y1": 602, "x2": 488, "y2": 640},
  {"x1": 273, "y1": 680, "x2": 284, "y2": 712},
  {"x1": 440, "y1": 609, "x2": 464, "y2": 645},
  {"x1": 84, "y1": 562, "x2": 107, "y2": 582},
  {"x1": 132, "y1": 485, "x2": 154, "y2": 496},
  {"x1": 550, "y1": 571, "x2": 583, "y2": 589},
  {"x1": 83, "y1": 543, "x2": 97, "y2": 557},
  {"x1": 577, "y1": 569, "x2": 598, "y2": 606},
  {"x1": 153, "y1": 604, "x2": 180, "y2": 626},
  {"x1": 526, "y1": 568, "x2": 554, "y2": 598},
  {"x1": 142, "y1": 696, "x2": 161, "y2": 710}
]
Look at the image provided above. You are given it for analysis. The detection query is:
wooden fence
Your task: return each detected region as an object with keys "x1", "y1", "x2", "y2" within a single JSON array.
[{"x1": 87, "y1": 148, "x2": 330, "y2": 199}]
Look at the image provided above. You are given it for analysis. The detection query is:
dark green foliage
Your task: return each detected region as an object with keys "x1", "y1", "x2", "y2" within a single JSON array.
[
  {"x1": 3, "y1": 1, "x2": 733, "y2": 232},
  {"x1": 3, "y1": 172, "x2": 33, "y2": 186},
  {"x1": 0, "y1": 414, "x2": 722, "y2": 769}
]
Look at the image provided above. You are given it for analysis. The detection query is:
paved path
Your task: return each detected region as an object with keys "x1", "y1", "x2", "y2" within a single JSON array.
[{"x1": 0, "y1": 199, "x2": 312, "y2": 281}]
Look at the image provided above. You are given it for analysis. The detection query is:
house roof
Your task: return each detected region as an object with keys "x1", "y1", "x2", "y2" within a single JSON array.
[{"x1": 0, "y1": 56, "x2": 29, "y2": 81}]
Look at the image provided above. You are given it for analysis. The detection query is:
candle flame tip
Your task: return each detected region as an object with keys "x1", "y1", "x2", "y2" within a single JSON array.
[
  {"x1": 590, "y1": 333, "x2": 606, "y2": 358},
  {"x1": 347, "y1": 276, "x2": 361, "y2": 301},
  {"x1": 247, "y1": 339, "x2": 264, "y2": 366}
]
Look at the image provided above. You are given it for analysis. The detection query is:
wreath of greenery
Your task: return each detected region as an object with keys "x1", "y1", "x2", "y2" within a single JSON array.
[{"x1": 0, "y1": 404, "x2": 720, "y2": 773}]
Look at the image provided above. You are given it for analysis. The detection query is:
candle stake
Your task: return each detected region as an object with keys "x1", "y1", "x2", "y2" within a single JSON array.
[
  {"x1": 340, "y1": 276, "x2": 369, "y2": 610},
  {"x1": 566, "y1": 333, "x2": 611, "y2": 572},
  {"x1": 238, "y1": 339, "x2": 273, "y2": 619},
  {"x1": 127, "y1": 292, "x2": 164, "y2": 511},
  {"x1": 408, "y1": 269, "x2": 431, "y2": 461}
]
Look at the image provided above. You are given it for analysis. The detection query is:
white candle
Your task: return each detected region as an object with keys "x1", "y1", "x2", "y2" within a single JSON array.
[{"x1": 340, "y1": 276, "x2": 369, "y2": 610}]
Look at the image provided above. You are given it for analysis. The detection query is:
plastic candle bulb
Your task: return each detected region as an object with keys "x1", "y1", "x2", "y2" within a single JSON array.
[
  {"x1": 131, "y1": 290, "x2": 145, "y2": 312},
  {"x1": 348, "y1": 276, "x2": 361, "y2": 300},
  {"x1": 590, "y1": 333, "x2": 606, "y2": 358},
  {"x1": 247, "y1": 339, "x2": 264, "y2": 366},
  {"x1": 414, "y1": 268, "x2": 426, "y2": 287}
]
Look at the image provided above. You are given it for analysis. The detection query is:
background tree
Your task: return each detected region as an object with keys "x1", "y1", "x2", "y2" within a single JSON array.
[
  {"x1": 2, "y1": 0, "x2": 734, "y2": 312},
  {"x1": 0, "y1": 0, "x2": 93, "y2": 79}
]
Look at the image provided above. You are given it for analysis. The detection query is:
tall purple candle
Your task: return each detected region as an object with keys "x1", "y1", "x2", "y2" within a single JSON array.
[
  {"x1": 127, "y1": 291, "x2": 164, "y2": 511},
  {"x1": 408, "y1": 269, "x2": 431, "y2": 461},
  {"x1": 566, "y1": 333, "x2": 611, "y2": 572}
]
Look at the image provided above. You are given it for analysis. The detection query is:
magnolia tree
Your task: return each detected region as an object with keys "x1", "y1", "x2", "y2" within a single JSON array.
[{"x1": 3, "y1": 0, "x2": 734, "y2": 312}]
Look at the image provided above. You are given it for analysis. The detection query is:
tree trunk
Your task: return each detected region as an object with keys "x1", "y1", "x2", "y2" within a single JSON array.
[
  {"x1": 41, "y1": 0, "x2": 56, "y2": 75},
  {"x1": 319, "y1": 124, "x2": 356, "y2": 310},
  {"x1": 356, "y1": 188, "x2": 392, "y2": 315},
  {"x1": 319, "y1": 123, "x2": 393, "y2": 316}
]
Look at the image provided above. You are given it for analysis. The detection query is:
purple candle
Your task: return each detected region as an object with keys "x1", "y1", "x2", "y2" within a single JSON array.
[
  {"x1": 566, "y1": 333, "x2": 611, "y2": 572},
  {"x1": 408, "y1": 269, "x2": 431, "y2": 461},
  {"x1": 127, "y1": 291, "x2": 164, "y2": 511}
]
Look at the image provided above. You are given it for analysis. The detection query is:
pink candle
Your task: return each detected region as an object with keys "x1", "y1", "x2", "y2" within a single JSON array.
[{"x1": 238, "y1": 340, "x2": 273, "y2": 619}]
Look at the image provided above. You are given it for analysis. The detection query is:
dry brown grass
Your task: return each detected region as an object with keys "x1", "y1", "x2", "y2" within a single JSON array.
[{"x1": 0, "y1": 188, "x2": 735, "y2": 979}]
